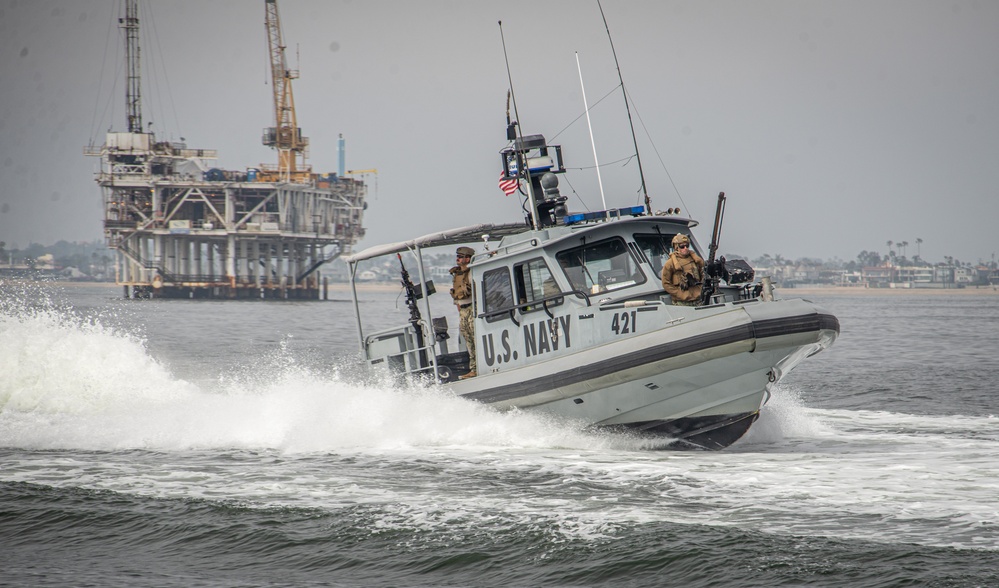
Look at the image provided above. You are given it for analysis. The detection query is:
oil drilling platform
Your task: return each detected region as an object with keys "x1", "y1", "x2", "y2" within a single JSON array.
[{"x1": 85, "y1": 0, "x2": 367, "y2": 299}]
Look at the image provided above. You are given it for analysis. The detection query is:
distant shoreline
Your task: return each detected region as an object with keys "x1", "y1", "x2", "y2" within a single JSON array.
[
  {"x1": 11, "y1": 280, "x2": 999, "y2": 296},
  {"x1": 779, "y1": 285, "x2": 999, "y2": 296}
]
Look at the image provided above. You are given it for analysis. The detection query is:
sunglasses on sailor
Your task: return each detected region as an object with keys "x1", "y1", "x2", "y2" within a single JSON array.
[{"x1": 676, "y1": 244, "x2": 689, "y2": 249}]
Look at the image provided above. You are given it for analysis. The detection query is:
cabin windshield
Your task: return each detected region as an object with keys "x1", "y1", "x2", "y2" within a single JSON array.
[
  {"x1": 634, "y1": 232, "x2": 693, "y2": 277},
  {"x1": 482, "y1": 267, "x2": 514, "y2": 323},
  {"x1": 555, "y1": 237, "x2": 646, "y2": 295},
  {"x1": 514, "y1": 257, "x2": 562, "y2": 312}
]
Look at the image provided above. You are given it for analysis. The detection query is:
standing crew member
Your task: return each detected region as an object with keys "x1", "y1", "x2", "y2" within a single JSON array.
[
  {"x1": 661, "y1": 234, "x2": 705, "y2": 306},
  {"x1": 450, "y1": 246, "x2": 476, "y2": 379}
]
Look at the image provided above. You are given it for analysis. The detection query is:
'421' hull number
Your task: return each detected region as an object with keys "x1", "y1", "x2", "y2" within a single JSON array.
[{"x1": 611, "y1": 310, "x2": 637, "y2": 335}]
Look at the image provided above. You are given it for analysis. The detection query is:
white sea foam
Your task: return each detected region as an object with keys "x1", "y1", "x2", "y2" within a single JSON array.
[
  {"x1": 736, "y1": 383, "x2": 838, "y2": 446},
  {"x1": 0, "y1": 298, "x2": 623, "y2": 453}
]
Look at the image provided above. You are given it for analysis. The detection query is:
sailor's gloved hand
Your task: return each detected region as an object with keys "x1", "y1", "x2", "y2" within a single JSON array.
[{"x1": 684, "y1": 272, "x2": 698, "y2": 289}]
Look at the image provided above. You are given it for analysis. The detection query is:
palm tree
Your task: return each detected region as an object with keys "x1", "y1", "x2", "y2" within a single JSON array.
[
  {"x1": 859, "y1": 250, "x2": 882, "y2": 267},
  {"x1": 900, "y1": 241, "x2": 908, "y2": 259}
]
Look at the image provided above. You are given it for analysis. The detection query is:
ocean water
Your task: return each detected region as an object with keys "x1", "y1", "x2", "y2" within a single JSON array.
[{"x1": 2, "y1": 282, "x2": 998, "y2": 587}]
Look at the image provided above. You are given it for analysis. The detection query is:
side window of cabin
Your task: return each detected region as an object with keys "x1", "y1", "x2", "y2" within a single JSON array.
[
  {"x1": 514, "y1": 258, "x2": 562, "y2": 312},
  {"x1": 482, "y1": 267, "x2": 514, "y2": 323},
  {"x1": 555, "y1": 237, "x2": 647, "y2": 295},
  {"x1": 635, "y1": 233, "x2": 698, "y2": 277}
]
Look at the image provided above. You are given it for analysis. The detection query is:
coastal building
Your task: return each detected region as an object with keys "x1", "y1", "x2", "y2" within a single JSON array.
[
  {"x1": 837, "y1": 271, "x2": 863, "y2": 286},
  {"x1": 956, "y1": 266, "x2": 978, "y2": 284},
  {"x1": 862, "y1": 266, "x2": 893, "y2": 287},
  {"x1": 934, "y1": 266, "x2": 955, "y2": 284},
  {"x1": 896, "y1": 266, "x2": 934, "y2": 286}
]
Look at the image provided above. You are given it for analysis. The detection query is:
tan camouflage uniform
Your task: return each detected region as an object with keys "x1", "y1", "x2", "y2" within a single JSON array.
[
  {"x1": 661, "y1": 237, "x2": 705, "y2": 307},
  {"x1": 450, "y1": 254, "x2": 476, "y2": 374}
]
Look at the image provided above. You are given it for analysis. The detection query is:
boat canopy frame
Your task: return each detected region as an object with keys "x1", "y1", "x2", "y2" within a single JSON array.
[
  {"x1": 345, "y1": 222, "x2": 530, "y2": 381},
  {"x1": 343, "y1": 222, "x2": 529, "y2": 264}
]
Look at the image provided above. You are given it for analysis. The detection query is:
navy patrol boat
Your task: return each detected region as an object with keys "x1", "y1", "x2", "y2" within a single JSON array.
[{"x1": 344, "y1": 126, "x2": 838, "y2": 449}]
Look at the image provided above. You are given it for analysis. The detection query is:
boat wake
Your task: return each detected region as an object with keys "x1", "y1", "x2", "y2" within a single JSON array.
[
  {"x1": 0, "y1": 294, "x2": 660, "y2": 453},
  {"x1": 2, "y1": 290, "x2": 993, "y2": 457}
]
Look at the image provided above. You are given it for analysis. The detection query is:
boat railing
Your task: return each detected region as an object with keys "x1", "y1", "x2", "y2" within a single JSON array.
[
  {"x1": 592, "y1": 283, "x2": 762, "y2": 310},
  {"x1": 479, "y1": 234, "x2": 546, "y2": 260},
  {"x1": 596, "y1": 298, "x2": 669, "y2": 311},
  {"x1": 364, "y1": 323, "x2": 423, "y2": 370},
  {"x1": 366, "y1": 345, "x2": 438, "y2": 377},
  {"x1": 480, "y1": 289, "x2": 590, "y2": 324}
]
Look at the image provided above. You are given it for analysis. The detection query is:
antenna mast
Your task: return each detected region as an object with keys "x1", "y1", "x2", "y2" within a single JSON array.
[
  {"x1": 499, "y1": 20, "x2": 542, "y2": 231},
  {"x1": 597, "y1": 0, "x2": 650, "y2": 213},
  {"x1": 122, "y1": 0, "x2": 143, "y2": 133}
]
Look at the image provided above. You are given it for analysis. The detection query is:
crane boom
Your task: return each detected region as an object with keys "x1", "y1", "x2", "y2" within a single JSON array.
[
  {"x1": 262, "y1": 0, "x2": 309, "y2": 182},
  {"x1": 122, "y1": 0, "x2": 142, "y2": 134}
]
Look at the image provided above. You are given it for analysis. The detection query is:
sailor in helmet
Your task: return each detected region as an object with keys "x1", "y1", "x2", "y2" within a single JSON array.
[
  {"x1": 450, "y1": 246, "x2": 477, "y2": 378},
  {"x1": 661, "y1": 234, "x2": 705, "y2": 306}
]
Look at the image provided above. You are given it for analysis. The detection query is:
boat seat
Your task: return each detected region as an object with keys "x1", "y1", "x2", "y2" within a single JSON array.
[
  {"x1": 432, "y1": 316, "x2": 450, "y2": 353},
  {"x1": 432, "y1": 316, "x2": 449, "y2": 340}
]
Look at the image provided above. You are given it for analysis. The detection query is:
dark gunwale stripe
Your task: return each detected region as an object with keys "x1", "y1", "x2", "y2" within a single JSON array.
[{"x1": 462, "y1": 312, "x2": 838, "y2": 404}]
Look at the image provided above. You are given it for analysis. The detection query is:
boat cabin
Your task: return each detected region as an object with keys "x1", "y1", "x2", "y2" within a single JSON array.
[{"x1": 345, "y1": 211, "x2": 760, "y2": 384}]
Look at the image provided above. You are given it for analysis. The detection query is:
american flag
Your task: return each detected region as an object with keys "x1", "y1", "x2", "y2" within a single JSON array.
[{"x1": 498, "y1": 172, "x2": 519, "y2": 196}]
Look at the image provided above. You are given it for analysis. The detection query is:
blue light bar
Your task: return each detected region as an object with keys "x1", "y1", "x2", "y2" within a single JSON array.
[
  {"x1": 618, "y1": 205, "x2": 646, "y2": 217},
  {"x1": 564, "y1": 205, "x2": 647, "y2": 226},
  {"x1": 563, "y1": 211, "x2": 602, "y2": 225}
]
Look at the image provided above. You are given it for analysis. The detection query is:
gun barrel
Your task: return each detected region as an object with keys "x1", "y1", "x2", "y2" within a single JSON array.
[
  {"x1": 700, "y1": 192, "x2": 727, "y2": 306},
  {"x1": 707, "y1": 192, "x2": 726, "y2": 265}
]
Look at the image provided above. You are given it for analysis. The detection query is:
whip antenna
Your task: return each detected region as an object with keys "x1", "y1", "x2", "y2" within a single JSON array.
[
  {"x1": 575, "y1": 52, "x2": 608, "y2": 211},
  {"x1": 597, "y1": 0, "x2": 651, "y2": 213}
]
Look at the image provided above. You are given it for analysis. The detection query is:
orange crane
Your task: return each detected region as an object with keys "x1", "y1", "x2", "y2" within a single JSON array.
[{"x1": 259, "y1": 0, "x2": 311, "y2": 183}]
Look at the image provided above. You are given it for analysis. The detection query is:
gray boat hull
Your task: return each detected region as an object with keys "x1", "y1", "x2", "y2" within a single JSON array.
[{"x1": 450, "y1": 298, "x2": 838, "y2": 449}]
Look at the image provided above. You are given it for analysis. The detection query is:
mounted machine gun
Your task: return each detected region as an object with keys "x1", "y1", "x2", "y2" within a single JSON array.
[
  {"x1": 396, "y1": 253, "x2": 435, "y2": 372},
  {"x1": 700, "y1": 192, "x2": 756, "y2": 304}
]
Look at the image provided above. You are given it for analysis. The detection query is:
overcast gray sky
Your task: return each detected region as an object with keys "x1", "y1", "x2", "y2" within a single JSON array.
[{"x1": 2, "y1": 0, "x2": 998, "y2": 264}]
